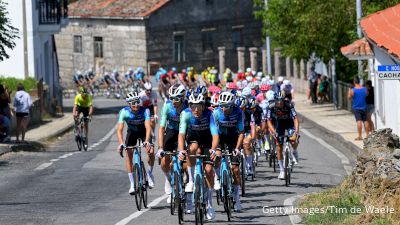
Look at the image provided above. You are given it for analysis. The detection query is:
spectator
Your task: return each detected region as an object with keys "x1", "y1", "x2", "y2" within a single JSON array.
[
  {"x1": 318, "y1": 75, "x2": 330, "y2": 103},
  {"x1": 365, "y1": 80, "x2": 375, "y2": 132},
  {"x1": 348, "y1": 77, "x2": 369, "y2": 140},
  {"x1": 13, "y1": 83, "x2": 32, "y2": 143},
  {"x1": 0, "y1": 84, "x2": 11, "y2": 119},
  {"x1": 0, "y1": 114, "x2": 11, "y2": 143},
  {"x1": 308, "y1": 66, "x2": 318, "y2": 103}
]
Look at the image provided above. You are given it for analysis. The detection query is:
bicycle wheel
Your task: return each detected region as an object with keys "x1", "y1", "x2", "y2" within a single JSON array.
[
  {"x1": 82, "y1": 136, "x2": 88, "y2": 151},
  {"x1": 170, "y1": 173, "x2": 176, "y2": 215},
  {"x1": 134, "y1": 164, "x2": 143, "y2": 210},
  {"x1": 216, "y1": 189, "x2": 221, "y2": 205},
  {"x1": 273, "y1": 151, "x2": 277, "y2": 172},
  {"x1": 194, "y1": 175, "x2": 203, "y2": 225},
  {"x1": 174, "y1": 172, "x2": 181, "y2": 221},
  {"x1": 76, "y1": 136, "x2": 82, "y2": 151},
  {"x1": 222, "y1": 171, "x2": 231, "y2": 221},
  {"x1": 284, "y1": 150, "x2": 290, "y2": 186},
  {"x1": 240, "y1": 155, "x2": 246, "y2": 197},
  {"x1": 141, "y1": 162, "x2": 148, "y2": 208}
]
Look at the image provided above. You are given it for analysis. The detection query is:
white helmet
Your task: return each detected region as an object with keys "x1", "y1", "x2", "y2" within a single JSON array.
[
  {"x1": 261, "y1": 77, "x2": 268, "y2": 83},
  {"x1": 168, "y1": 84, "x2": 186, "y2": 98},
  {"x1": 253, "y1": 80, "x2": 261, "y2": 87},
  {"x1": 266, "y1": 90, "x2": 275, "y2": 101},
  {"x1": 236, "y1": 81, "x2": 243, "y2": 90},
  {"x1": 242, "y1": 87, "x2": 252, "y2": 97},
  {"x1": 144, "y1": 82, "x2": 152, "y2": 90},
  {"x1": 246, "y1": 76, "x2": 253, "y2": 82},
  {"x1": 218, "y1": 91, "x2": 235, "y2": 105},
  {"x1": 188, "y1": 93, "x2": 205, "y2": 104},
  {"x1": 257, "y1": 72, "x2": 263, "y2": 77},
  {"x1": 252, "y1": 71, "x2": 256, "y2": 76},
  {"x1": 246, "y1": 68, "x2": 251, "y2": 73},
  {"x1": 126, "y1": 92, "x2": 140, "y2": 103},
  {"x1": 278, "y1": 76, "x2": 284, "y2": 82},
  {"x1": 268, "y1": 80, "x2": 275, "y2": 86},
  {"x1": 283, "y1": 79, "x2": 291, "y2": 85}
]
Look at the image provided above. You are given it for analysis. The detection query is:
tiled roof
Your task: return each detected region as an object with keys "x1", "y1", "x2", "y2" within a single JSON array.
[
  {"x1": 69, "y1": 0, "x2": 170, "y2": 19},
  {"x1": 340, "y1": 38, "x2": 374, "y2": 60},
  {"x1": 360, "y1": 3, "x2": 400, "y2": 59}
]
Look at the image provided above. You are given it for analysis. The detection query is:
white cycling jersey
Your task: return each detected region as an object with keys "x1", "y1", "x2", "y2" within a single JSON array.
[{"x1": 139, "y1": 90, "x2": 158, "y2": 107}]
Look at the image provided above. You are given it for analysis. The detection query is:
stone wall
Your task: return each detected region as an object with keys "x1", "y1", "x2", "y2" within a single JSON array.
[
  {"x1": 146, "y1": 0, "x2": 263, "y2": 72},
  {"x1": 55, "y1": 19, "x2": 147, "y2": 88}
]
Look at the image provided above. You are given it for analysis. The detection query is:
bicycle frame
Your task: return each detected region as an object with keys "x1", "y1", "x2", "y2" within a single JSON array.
[
  {"x1": 191, "y1": 155, "x2": 206, "y2": 205},
  {"x1": 169, "y1": 152, "x2": 184, "y2": 200},
  {"x1": 219, "y1": 148, "x2": 232, "y2": 198}
]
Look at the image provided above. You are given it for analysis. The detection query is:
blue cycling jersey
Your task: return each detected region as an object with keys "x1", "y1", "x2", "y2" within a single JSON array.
[
  {"x1": 213, "y1": 105, "x2": 244, "y2": 136},
  {"x1": 118, "y1": 106, "x2": 151, "y2": 131},
  {"x1": 179, "y1": 108, "x2": 218, "y2": 136},
  {"x1": 160, "y1": 100, "x2": 187, "y2": 131}
]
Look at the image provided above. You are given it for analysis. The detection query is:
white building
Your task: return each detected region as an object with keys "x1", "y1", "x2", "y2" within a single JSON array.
[
  {"x1": 342, "y1": 4, "x2": 400, "y2": 136},
  {"x1": 0, "y1": 0, "x2": 67, "y2": 99}
]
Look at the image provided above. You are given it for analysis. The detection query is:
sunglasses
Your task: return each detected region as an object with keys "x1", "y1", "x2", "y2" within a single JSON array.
[
  {"x1": 170, "y1": 97, "x2": 182, "y2": 102},
  {"x1": 220, "y1": 104, "x2": 232, "y2": 109},
  {"x1": 129, "y1": 101, "x2": 141, "y2": 106},
  {"x1": 190, "y1": 104, "x2": 203, "y2": 110}
]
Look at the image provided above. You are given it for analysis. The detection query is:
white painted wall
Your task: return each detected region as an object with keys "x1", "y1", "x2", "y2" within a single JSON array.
[{"x1": 372, "y1": 45, "x2": 400, "y2": 136}]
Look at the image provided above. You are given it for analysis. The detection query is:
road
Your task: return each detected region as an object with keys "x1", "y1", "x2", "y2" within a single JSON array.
[{"x1": 0, "y1": 95, "x2": 356, "y2": 225}]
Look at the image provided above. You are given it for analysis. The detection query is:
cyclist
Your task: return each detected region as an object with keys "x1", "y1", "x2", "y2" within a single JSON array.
[
  {"x1": 223, "y1": 68, "x2": 234, "y2": 83},
  {"x1": 103, "y1": 72, "x2": 113, "y2": 89},
  {"x1": 135, "y1": 67, "x2": 145, "y2": 83},
  {"x1": 125, "y1": 67, "x2": 134, "y2": 84},
  {"x1": 139, "y1": 82, "x2": 158, "y2": 134},
  {"x1": 178, "y1": 92, "x2": 219, "y2": 219},
  {"x1": 117, "y1": 92, "x2": 155, "y2": 193},
  {"x1": 73, "y1": 71, "x2": 85, "y2": 88},
  {"x1": 156, "y1": 84, "x2": 187, "y2": 204},
  {"x1": 274, "y1": 76, "x2": 284, "y2": 93},
  {"x1": 281, "y1": 79, "x2": 295, "y2": 102},
  {"x1": 242, "y1": 97, "x2": 264, "y2": 176},
  {"x1": 72, "y1": 87, "x2": 93, "y2": 149},
  {"x1": 213, "y1": 91, "x2": 244, "y2": 211},
  {"x1": 266, "y1": 91, "x2": 300, "y2": 179}
]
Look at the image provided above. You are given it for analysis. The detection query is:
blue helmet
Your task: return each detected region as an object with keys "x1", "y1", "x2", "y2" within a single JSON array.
[
  {"x1": 195, "y1": 85, "x2": 207, "y2": 96},
  {"x1": 235, "y1": 96, "x2": 247, "y2": 108},
  {"x1": 172, "y1": 67, "x2": 177, "y2": 72}
]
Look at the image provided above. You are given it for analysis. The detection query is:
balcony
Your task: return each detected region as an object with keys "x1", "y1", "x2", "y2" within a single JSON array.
[{"x1": 38, "y1": 0, "x2": 68, "y2": 25}]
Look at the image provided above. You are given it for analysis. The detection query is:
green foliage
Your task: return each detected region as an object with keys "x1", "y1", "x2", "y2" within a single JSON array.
[
  {"x1": 0, "y1": 0, "x2": 19, "y2": 61},
  {"x1": 0, "y1": 77, "x2": 37, "y2": 93},
  {"x1": 253, "y1": 0, "x2": 400, "y2": 80}
]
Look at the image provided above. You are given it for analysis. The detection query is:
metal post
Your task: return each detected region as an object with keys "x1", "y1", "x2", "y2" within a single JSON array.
[
  {"x1": 356, "y1": 0, "x2": 364, "y2": 85},
  {"x1": 22, "y1": 0, "x2": 29, "y2": 79},
  {"x1": 265, "y1": 0, "x2": 272, "y2": 75},
  {"x1": 331, "y1": 56, "x2": 338, "y2": 110}
]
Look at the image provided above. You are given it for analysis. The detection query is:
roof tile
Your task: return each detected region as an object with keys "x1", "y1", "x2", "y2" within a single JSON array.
[{"x1": 340, "y1": 38, "x2": 374, "y2": 60}]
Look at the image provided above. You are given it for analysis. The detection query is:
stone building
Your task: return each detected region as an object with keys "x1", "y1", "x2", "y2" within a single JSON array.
[{"x1": 55, "y1": 0, "x2": 262, "y2": 87}]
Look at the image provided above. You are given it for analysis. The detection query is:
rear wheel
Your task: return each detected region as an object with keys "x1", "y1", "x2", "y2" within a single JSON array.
[
  {"x1": 240, "y1": 155, "x2": 246, "y2": 197},
  {"x1": 284, "y1": 150, "x2": 290, "y2": 186},
  {"x1": 194, "y1": 176, "x2": 203, "y2": 225},
  {"x1": 222, "y1": 171, "x2": 231, "y2": 221},
  {"x1": 134, "y1": 164, "x2": 143, "y2": 210},
  {"x1": 76, "y1": 136, "x2": 82, "y2": 151}
]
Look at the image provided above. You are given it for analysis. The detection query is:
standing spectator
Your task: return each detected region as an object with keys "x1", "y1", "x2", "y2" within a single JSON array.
[
  {"x1": 0, "y1": 114, "x2": 11, "y2": 143},
  {"x1": 308, "y1": 66, "x2": 318, "y2": 103},
  {"x1": 365, "y1": 80, "x2": 375, "y2": 132},
  {"x1": 318, "y1": 75, "x2": 330, "y2": 103},
  {"x1": 0, "y1": 84, "x2": 11, "y2": 119},
  {"x1": 348, "y1": 77, "x2": 369, "y2": 140},
  {"x1": 13, "y1": 83, "x2": 32, "y2": 143}
]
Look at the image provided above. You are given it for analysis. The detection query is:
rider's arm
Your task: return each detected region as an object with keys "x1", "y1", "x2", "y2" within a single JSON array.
[
  {"x1": 266, "y1": 108, "x2": 276, "y2": 133},
  {"x1": 210, "y1": 112, "x2": 219, "y2": 150},
  {"x1": 178, "y1": 110, "x2": 189, "y2": 151},
  {"x1": 88, "y1": 95, "x2": 93, "y2": 116},
  {"x1": 250, "y1": 114, "x2": 256, "y2": 139},
  {"x1": 144, "y1": 109, "x2": 152, "y2": 143},
  {"x1": 236, "y1": 110, "x2": 245, "y2": 149},
  {"x1": 158, "y1": 103, "x2": 169, "y2": 148},
  {"x1": 291, "y1": 106, "x2": 300, "y2": 133},
  {"x1": 117, "y1": 109, "x2": 126, "y2": 145},
  {"x1": 73, "y1": 95, "x2": 79, "y2": 116}
]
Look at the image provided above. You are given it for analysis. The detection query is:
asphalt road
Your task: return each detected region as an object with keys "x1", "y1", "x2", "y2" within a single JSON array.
[{"x1": 0, "y1": 95, "x2": 356, "y2": 225}]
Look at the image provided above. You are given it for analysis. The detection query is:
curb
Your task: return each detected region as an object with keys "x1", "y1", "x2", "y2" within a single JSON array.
[
  {"x1": 37, "y1": 121, "x2": 75, "y2": 142},
  {"x1": 297, "y1": 113, "x2": 362, "y2": 157}
]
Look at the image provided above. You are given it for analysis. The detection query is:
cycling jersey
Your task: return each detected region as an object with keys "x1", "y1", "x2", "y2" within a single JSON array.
[
  {"x1": 74, "y1": 94, "x2": 92, "y2": 108},
  {"x1": 266, "y1": 101, "x2": 297, "y2": 122},
  {"x1": 104, "y1": 75, "x2": 113, "y2": 84},
  {"x1": 243, "y1": 105, "x2": 263, "y2": 132},
  {"x1": 179, "y1": 108, "x2": 218, "y2": 149},
  {"x1": 113, "y1": 72, "x2": 120, "y2": 82},
  {"x1": 118, "y1": 106, "x2": 150, "y2": 131},
  {"x1": 135, "y1": 72, "x2": 145, "y2": 81},
  {"x1": 160, "y1": 100, "x2": 187, "y2": 131},
  {"x1": 213, "y1": 106, "x2": 244, "y2": 136},
  {"x1": 256, "y1": 93, "x2": 264, "y2": 103},
  {"x1": 139, "y1": 90, "x2": 157, "y2": 107}
]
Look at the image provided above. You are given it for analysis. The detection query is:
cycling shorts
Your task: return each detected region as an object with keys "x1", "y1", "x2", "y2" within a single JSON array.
[
  {"x1": 163, "y1": 128, "x2": 179, "y2": 152},
  {"x1": 186, "y1": 130, "x2": 213, "y2": 164},
  {"x1": 77, "y1": 106, "x2": 89, "y2": 118},
  {"x1": 125, "y1": 127, "x2": 147, "y2": 146},
  {"x1": 219, "y1": 134, "x2": 240, "y2": 165},
  {"x1": 275, "y1": 120, "x2": 295, "y2": 145}
]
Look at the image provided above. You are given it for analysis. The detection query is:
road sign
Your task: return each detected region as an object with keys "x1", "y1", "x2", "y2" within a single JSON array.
[{"x1": 377, "y1": 65, "x2": 400, "y2": 79}]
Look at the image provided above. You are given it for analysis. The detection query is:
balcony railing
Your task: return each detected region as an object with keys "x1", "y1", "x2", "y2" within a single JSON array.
[{"x1": 38, "y1": 0, "x2": 68, "y2": 25}]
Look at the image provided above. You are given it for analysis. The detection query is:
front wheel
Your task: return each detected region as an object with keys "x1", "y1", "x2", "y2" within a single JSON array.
[
  {"x1": 134, "y1": 164, "x2": 143, "y2": 210},
  {"x1": 222, "y1": 172, "x2": 231, "y2": 221},
  {"x1": 284, "y1": 150, "x2": 290, "y2": 186},
  {"x1": 194, "y1": 176, "x2": 203, "y2": 225},
  {"x1": 240, "y1": 155, "x2": 246, "y2": 197},
  {"x1": 141, "y1": 162, "x2": 148, "y2": 208}
]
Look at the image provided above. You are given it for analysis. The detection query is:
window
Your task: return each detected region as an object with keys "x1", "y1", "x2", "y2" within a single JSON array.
[
  {"x1": 94, "y1": 37, "x2": 103, "y2": 58},
  {"x1": 202, "y1": 31, "x2": 214, "y2": 52},
  {"x1": 232, "y1": 29, "x2": 243, "y2": 51},
  {"x1": 73, "y1": 35, "x2": 82, "y2": 53},
  {"x1": 174, "y1": 35, "x2": 185, "y2": 62}
]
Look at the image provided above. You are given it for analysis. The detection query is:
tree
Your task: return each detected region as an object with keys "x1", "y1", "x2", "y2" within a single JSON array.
[{"x1": 0, "y1": 0, "x2": 19, "y2": 61}]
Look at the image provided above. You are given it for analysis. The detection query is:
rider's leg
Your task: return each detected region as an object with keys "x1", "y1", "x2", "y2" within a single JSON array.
[
  {"x1": 147, "y1": 145, "x2": 155, "y2": 173},
  {"x1": 161, "y1": 155, "x2": 172, "y2": 194},
  {"x1": 126, "y1": 148, "x2": 135, "y2": 190},
  {"x1": 243, "y1": 135, "x2": 253, "y2": 172},
  {"x1": 205, "y1": 162, "x2": 215, "y2": 208},
  {"x1": 186, "y1": 142, "x2": 198, "y2": 190}
]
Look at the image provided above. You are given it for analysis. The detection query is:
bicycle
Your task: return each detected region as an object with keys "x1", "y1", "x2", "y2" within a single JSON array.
[
  {"x1": 218, "y1": 147, "x2": 234, "y2": 221},
  {"x1": 160, "y1": 151, "x2": 185, "y2": 224},
  {"x1": 120, "y1": 141, "x2": 149, "y2": 211},
  {"x1": 239, "y1": 149, "x2": 246, "y2": 197},
  {"x1": 279, "y1": 135, "x2": 296, "y2": 186},
  {"x1": 74, "y1": 116, "x2": 90, "y2": 151},
  {"x1": 266, "y1": 133, "x2": 277, "y2": 172},
  {"x1": 189, "y1": 154, "x2": 208, "y2": 225}
]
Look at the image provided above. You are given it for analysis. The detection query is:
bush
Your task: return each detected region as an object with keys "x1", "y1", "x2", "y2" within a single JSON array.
[{"x1": 0, "y1": 77, "x2": 37, "y2": 93}]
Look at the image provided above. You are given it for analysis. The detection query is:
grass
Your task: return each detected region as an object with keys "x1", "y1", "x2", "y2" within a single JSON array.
[{"x1": 0, "y1": 77, "x2": 37, "y2": 93}]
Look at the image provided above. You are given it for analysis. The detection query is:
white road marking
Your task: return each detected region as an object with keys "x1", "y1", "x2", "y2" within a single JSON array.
[
  {"x1": 284, "y1": 194, "x2": 305, "y2": 225},
  {"x1": 302, "y1": 128, "x2": 352, "y2": 175},
  {"x1": 50, "y1": 159, "x2": 60, "y2": 162},
  {"x1": 34, "y1": 162, "x2": 53, "y2": 170},
  {"x1": 59, "y1": 153, "x2": 74, "y2": 159},
  {"x1": 115, "y1": 195, "x2": 169, "y2": 225}
]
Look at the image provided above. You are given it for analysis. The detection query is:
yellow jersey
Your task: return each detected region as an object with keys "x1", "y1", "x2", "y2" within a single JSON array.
[{"x1": 74, "y1": 94, "x2": 92, "y2": 107}]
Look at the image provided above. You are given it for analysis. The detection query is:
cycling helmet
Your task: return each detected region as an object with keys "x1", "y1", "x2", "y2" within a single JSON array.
[
  {"x1": 210, "y1": 93, "x2": 219, "y2": 106},
  {"x1": 268, "y1": 80, "x2": 275, "y2": 86},
  {"x1": 283, "y1": 79, "x2": 291, "y2": 86},
  {"x1": 227, "y1": 82, "x2": 237, "y2": 90},
  {"x1": 278, "y1": 76, "x2": 284, "y2": 82},
  {"x1": 235, "y1": 96, "x2": 247, "y2": 108},
  {"x1": 246, "y1": 97, "x2": 257, "y2": 109},
  {"x1": 79, "y1": 86, "x2": 88, "y2": 93},
  {"x1": 236, "y1": 81, "x2": 244, "y2": 90},
  {"x1": 242, "y1": 87, "x2": 252, "y2": 97},
  {"x1": 144, "y1": 82, "x2": 152, "y2": 90},
  {"x1": 252, "y1": 71, "x2": 257, "y2": 76},
  {"x1": 275, "y1": 90, "x2": 285, "y2": 101},
  {"x1": 260, "y1": 84, "x2": 271, "y2": 91},
  {"x1": 218, "y1": 91, "x2": 235, "y2": 105},
  {"x1": 168, "y1": 84, "x2": 186, "y2": 98},
  {"x1": 266, "y1": 90, "x2": 275, "y2": 101},
  {"x1": 246, "y1": 68, "x2": 252, "y2": 73},
  {"x1": 128, "y1": 67, "x2": 133, "y2": 72},
  {"x1": 195, "y1": 85, "x2": 207, "y2": 96},
  {"x1": 172, "y1": 67, "x2": 177, "y2": 72},
  {"x1": 246, "y1": 76, "x2": 253, "y2": 82},
  {"x1": 261, "y1": 77, "x2": 268, "y2": 83},
  {"x1": 257, "y1": 72, "x2": 263, "y2": 77},
  {"x1": 126, "y1": 92, "x2": 140, "y2": 103},
  {"x1": 253, "y1": 80, "x2": 261, "y2": 87},
  {"x1": 188, "y1": 93, "x2": 205, "y2": 104}
]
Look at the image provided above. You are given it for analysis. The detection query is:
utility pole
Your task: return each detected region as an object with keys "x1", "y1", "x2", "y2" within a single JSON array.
[
  {"x1": 264, "y1": 0, "x2": 272, "y2": 76},
  {"x1": 22, "y1": 0, "x2": 29, "y2": 79},
  {"x1": 357, "y1": 0, "x2": 363, "y2": 85}
]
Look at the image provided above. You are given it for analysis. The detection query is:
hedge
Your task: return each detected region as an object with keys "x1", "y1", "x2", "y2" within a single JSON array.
[{"x1": 0, "y1": 77, "x2": 37, "y2": 94}]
